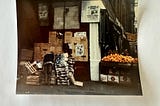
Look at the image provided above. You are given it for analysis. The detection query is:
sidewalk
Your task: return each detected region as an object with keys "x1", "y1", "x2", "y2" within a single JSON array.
[{"x1": 16, "y1": 79, "x2": 142, "y2": 95}]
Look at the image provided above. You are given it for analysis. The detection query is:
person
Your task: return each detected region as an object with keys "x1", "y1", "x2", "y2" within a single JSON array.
[{"x1": 43, "y1": 52, "x2": 54, "y2": 85}]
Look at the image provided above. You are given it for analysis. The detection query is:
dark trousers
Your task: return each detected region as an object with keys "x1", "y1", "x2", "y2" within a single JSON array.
[{"x1": 43, "y1": 64, "x2": 52, "y2": 84}]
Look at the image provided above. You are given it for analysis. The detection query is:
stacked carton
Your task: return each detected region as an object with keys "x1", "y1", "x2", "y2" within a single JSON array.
[
  {"x1": 100, "y1": 63, "x2": 131, "y2": 85},
  {"x1": 34, "y1": 43, "x2": 63, "y2": 61},
  {"x1": 49, "y1": 32, "x2": 63, "y2": 46},
  {"x1": 64, "y1": 31, "x2": 88, "y2": 61},
  {"x1": 34, "y1": 31, "x2": 63, "y2": 61},
  {"x1": 54, "y1": 53, "x2": 83, "y2": 86},
  {"x1": 34, "y1": 31, "x2": 88, "y2": 62},
  {"x1": 55, "y1": 53, "x2": 72, "y2": 85}
]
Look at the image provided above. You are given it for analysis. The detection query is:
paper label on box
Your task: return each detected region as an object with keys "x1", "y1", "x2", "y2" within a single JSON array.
[
  {"x1": 75, "y1": 43, "x2": 84, "y2": 56},
  {"x1": 100, "y1": 74, "x2": 108, "y2": 82},
  {"x1": 68, "y1": 43, "x2": 73, "y2": 49},
  {"x1": 120, "y1": 76, "x2": 131, "y2": 83},
  {"x1": 107, "y1": 75, "x2": 119, "y2": 83},
  {"x1": 74, "y1": 32, "x2": 87, "y2": 38}
]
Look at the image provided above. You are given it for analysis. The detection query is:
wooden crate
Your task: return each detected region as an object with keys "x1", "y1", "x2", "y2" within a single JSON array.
[{"x1": 26, "y1": 75, "x2": 40, "y2": 85}]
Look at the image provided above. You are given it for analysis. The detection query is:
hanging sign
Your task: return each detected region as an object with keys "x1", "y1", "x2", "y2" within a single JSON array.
[{"x1": 81, "y1": 1, "x2": 100, "y2": 23}]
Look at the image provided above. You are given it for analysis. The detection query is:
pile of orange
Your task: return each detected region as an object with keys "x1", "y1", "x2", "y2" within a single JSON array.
[{"x1": 101, "y1": 53, "x2": 138, "y2": 63}]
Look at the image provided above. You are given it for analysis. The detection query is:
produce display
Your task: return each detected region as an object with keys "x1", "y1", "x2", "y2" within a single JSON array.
[{"x1": 101, "y1": 53, "x2": 138, "y2": 63}]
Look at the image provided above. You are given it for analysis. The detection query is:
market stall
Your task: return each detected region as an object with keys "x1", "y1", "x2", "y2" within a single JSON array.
[{"x1": 99, "y1": 52, "x2": 139, "y2": 86}]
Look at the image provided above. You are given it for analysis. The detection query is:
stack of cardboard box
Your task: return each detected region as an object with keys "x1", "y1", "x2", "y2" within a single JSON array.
[
  {"x1": 55, "y1": 54, "x2": 71, "y2": 85},
  {"x1": 64, "y1": 31, "x2": 88, "y2": 61},
  {"x1": 34, "y1": 31, "x2": 63, "y2": 61}
]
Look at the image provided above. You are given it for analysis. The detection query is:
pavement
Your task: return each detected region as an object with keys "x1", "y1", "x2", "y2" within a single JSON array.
[
  {"x1": 16, "y1": 77, "x2": 142, "y2": 95},
  {"x1": 16, "y1": 65, "x2": 142, "y2": 95}
]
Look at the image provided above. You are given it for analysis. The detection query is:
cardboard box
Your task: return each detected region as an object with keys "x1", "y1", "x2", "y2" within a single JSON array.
[
  {"x1": 108, "y1": 68, "x2": 119, "y2": 75},
  {"x1": 64, "y1": 32, "x2": 73, "y2": 43},
  {"x1": 72, "y1": 37, "x2": 81, "y2": 44},
  {"x1": 107, "y1": 75, "x2": 119, "y2": 83},
  {"x1": 49, "y1": 31, "x2": 57, "y2": 43},
  {"x1": 34, "y1": 47, "x2": 41, "y2": 60},
  {"x1": 71, "y1": 36, "x2": 88, "y2": 61},
  {"x1": 20, "y1": 49, "x2": 33, "y2": 61},
  {"x1": 34, "y1": 43, "x2": 50, "y2": 61},
  {"x1": 100, "y1": 74, "x2": 108, "y2": 82},
  {"x1": 49, "y1": 31, "x2": 63, "y2": 46},
  {"x1": 34, "y1": 43, "x2": 63, "y2": 61},
  {"x1": 120, "y1": 76, "x2": 131, "y2": 84},
  {"x1": 72, "y1": 44, "x2": 88, "y2": 61},
  {"x1": 125, "y1": 32, "x2": 137, "y2": 42},
  {"x1": 55, "y1": 46, "x2": 63, "y2": 54}
]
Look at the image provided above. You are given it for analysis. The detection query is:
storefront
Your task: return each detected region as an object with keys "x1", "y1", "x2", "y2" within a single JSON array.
[{"x1": 16, "y1": 0, "x2": 141, "y2": 95}]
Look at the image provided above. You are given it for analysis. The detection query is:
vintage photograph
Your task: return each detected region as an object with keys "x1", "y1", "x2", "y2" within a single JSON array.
[{"x1": 16, "y1": 0, "x2": 142, "y2": 95}]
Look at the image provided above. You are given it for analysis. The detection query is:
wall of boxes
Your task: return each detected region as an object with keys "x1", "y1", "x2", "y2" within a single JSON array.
[
  {"x1": 64, "y1": 31, "x2": 88, "y2": 61},
  {"x1": 34, "y1": 32, "x2": 63, "y2": 61},
  {"x1": 33, "y1": 31, "x2": 88, "y2": 62}
]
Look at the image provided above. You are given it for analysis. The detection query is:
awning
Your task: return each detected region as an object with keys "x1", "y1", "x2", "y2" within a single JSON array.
[
  {"x1": 101, "y1": 0, "x2": 124, "y2": 30},
  {"x1": 101, "y1": 0, "x2": 116, "y2": 22}
]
